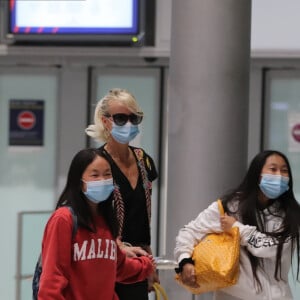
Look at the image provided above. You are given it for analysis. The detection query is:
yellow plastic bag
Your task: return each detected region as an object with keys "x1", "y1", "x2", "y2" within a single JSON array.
[
  {"x1": 153, "y1": 283, "x2": 168, "y2": 300},
  {"x1": 175, "y1": 199, "x2": 240, "y2": 294}
]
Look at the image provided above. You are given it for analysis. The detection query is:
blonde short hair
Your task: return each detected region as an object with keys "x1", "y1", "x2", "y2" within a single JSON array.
[{"x1": 85, "y1": 88, "x2": 143, "y2": 142}]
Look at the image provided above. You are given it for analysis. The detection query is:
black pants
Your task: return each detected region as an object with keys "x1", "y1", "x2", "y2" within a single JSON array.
[{"x1": 115, "y1": 280, "x2": 148, "y2": 300}]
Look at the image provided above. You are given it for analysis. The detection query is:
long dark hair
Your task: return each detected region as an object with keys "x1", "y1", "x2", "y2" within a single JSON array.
[
  {"x1": 56, "y1": 148, "x2": 118, "y2": 238},
  {"x1": 222, "y1": 150, "x2": 300, "y2": 289}
]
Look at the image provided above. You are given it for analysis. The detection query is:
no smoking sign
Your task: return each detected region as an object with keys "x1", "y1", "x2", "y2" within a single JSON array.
[
  {"x1": 292, "y1": 123, "x2": 300, "y2": 143},
  {"x1": 9, "y1": 99, "x2": 44, "y2": 146},
  {"x1": 17, "y1": 111, "x2": 36, "y2": 130}
]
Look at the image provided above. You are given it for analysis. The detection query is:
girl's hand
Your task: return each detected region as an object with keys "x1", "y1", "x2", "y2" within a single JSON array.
[
  {"x1": 181, "y1": 263, "x2": 200, "y2": 288},
  {"x1": 220, "y1": 213, "x2": 236, "y2": 231},
  {"x1": 122, "y1": 246, "x2": 148, "y2": 258},
  {"x1": 116, "y1": 237, "x2": 148, "y2": 257},
  {"x1": 148, "y1": 255, "x2": 157, "y2": 270},
  {"x1": 147, "y1": 268, "x2": 160, "y2": 292}
]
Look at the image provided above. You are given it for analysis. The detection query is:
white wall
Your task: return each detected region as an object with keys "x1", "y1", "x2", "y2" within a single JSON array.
[
  {"x1": 159, "y1": 0, "x2": 300, "y2": 58},
  {"x1": 251, "y1": 0, "x2": 300, "y2": 56}
]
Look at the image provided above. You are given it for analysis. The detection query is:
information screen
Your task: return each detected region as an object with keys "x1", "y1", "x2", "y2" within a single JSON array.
[{"x1": 10, "y1": 0, "x2": 138, "y2": 35}]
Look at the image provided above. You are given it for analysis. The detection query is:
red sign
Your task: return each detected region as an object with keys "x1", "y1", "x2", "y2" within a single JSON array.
[
  {"x1": 292, "y1": 123, "x2": 300, "y2": 143},
  {"x1": 17, "y1": 111, "x2": 36, "y2": 130},
  {"x1": 9, "y1": 100, "x2": 44, "y2": 146}
]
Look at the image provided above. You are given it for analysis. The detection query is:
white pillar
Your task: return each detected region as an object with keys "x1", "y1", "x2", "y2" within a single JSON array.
[{"x1": 161, "y1": 1, "x2": 251, "y2": 299}]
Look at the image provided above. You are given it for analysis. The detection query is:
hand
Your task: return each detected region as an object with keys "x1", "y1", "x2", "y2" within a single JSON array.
[
  {"x1": 116, "y1": 237, "x2": 149, "y2": 257},
  {"x1": 122, "y1": 245, "x2": 149, "y2": 258},
  {"x1": 181, "y1": 263, "x2": 200, "y2": 288},
  {"x1": 147, "y1": 269, "x2": 160, "y2": 292},
  {"x1": 148, "y1": 255, "x2": 157, "y2": 271},
  {"x1": 220, "y1": 213, "x2": 236, "y2": 231}
]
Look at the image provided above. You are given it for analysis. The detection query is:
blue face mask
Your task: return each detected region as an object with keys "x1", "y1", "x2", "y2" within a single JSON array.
[
  {"x1": 83, "y1": 178, "x2": 114, "y2": 204},
  {"x1": 259, "y1": 174, "x2": 289, "y2": 199},
  {"x1": 111, "y1": 122, "x2": 139, "y2": 144}
]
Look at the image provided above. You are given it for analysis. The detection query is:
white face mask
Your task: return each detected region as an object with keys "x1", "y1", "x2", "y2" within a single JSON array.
[
  {"x1": 82, "y1": 178, "x2": 114, "y2": 203},
  {"x1": 259, "y1": 174, "x2": 289, "y2": 199},
  {"x1": 111, "y1": 123, "x2": 140, "y2": 144}
]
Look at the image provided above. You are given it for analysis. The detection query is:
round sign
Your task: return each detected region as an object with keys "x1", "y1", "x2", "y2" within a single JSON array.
[
  {"x1": 292, "y1": 123, "x2": 300, "y2": 143},
  {"x1": 17, "y1": 111, "x2": 36, "y2": 130}
]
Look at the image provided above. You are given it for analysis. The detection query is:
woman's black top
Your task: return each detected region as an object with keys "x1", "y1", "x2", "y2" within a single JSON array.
[{"x1": 99, "y1": 145, "x2": 158, "y2": 247}]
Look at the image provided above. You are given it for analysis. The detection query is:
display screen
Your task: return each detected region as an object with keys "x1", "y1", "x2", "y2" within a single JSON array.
[
  {"x1": 10, "y1": 0, "x2": 138, "y2": 34},
  {"x1": 6, "y1": 0, "x2": 149, "y2": 45}
]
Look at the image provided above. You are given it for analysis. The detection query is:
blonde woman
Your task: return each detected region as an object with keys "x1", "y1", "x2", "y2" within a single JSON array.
[{"x1": 86, "y1": 88, "x2": 159, "y2": 300}]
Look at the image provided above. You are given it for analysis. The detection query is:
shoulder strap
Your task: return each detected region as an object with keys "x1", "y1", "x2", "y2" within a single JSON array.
[
  {"x1": 133, "y1": 148, "x2": 152, "y2": 224},
  {"x1": 217, "y1": 199, "x2": 225, "y2": 216},
  {"x1": 39, "y1": 206, "x2": 77, "y2": 265}
]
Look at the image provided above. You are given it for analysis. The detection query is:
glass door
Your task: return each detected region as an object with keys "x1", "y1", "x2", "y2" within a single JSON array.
[
  {"x1": 0, "y1": 67, "x2": 59, "y2": 300},
  {"x1": 264, "y1": 69, "x2": 300, "y2": 298},
  {"x1": 264, "y1": 69, "x2": 300, "y2": 200}
]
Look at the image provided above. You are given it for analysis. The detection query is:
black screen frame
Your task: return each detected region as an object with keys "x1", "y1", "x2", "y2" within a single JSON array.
[{"x1": 2, "y1": 0, "x2": 155, "y2": 47}]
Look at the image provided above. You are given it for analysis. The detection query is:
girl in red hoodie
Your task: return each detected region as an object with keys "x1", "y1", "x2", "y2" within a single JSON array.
[{"x1": 38, "y1": 148, "x2": 155, "y2": 300}]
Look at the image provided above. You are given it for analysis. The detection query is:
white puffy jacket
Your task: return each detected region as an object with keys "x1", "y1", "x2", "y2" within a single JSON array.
[{"x1": 174, "y1": 200, "x2": 295, "y2": 300}]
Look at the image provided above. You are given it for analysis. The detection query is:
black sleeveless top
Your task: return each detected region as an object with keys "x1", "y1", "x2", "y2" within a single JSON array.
[{"x1": 99, "y1": 145, "x2": 158, "y2": 246}]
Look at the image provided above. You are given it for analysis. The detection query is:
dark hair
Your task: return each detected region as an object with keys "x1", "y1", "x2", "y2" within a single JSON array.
[
  {"x1": 222, "y1": 150, "x2": 300, "y2": 289},
  {"x1": 56, "y1": 148, "x2": 118, "y2": 238}
]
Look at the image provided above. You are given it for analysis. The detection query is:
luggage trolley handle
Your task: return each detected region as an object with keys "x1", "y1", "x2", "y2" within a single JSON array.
[{"x1": 154, "y1": 257, "x2": 178, "y2": 270}]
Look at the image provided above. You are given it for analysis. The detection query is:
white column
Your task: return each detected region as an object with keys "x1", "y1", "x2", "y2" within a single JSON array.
[{"x1": 161, "y1": 1, "x2": 251, "y2": 299}]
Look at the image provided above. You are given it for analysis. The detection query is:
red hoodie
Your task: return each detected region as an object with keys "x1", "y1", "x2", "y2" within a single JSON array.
[{"x1": 38, "y1": 207, "x2": 153, "y2": 300}]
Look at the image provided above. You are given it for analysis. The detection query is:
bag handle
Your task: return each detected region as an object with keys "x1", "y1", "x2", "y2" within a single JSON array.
[
  {"x1": 153, "y1": 283, "x2": 168, "y2": 300},
  {"x1": 217, "y1": 199, "x2": 225, "y2": 216}
]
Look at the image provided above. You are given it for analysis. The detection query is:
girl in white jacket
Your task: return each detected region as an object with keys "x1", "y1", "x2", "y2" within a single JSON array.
[{"x1": 174, "y1": 150, "x2": 300, "y2": 300}]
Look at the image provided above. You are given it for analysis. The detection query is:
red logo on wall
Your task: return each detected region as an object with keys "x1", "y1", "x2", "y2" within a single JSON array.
[
  {"x1": 17, "y1": 111, "x2": 36, "y2": 130},
  {"x1": 292, "y1": 123, "x2": 300, "y2": 143}
]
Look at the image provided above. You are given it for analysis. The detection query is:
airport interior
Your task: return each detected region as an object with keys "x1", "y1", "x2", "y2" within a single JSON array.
[{"x1": 1, "y1": 1, "x2": 300, "y2": 299}]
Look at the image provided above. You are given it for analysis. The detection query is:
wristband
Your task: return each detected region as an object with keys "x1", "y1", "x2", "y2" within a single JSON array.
[{"x1": 174, "y1": 257, "x2": 194, "y2": 274}]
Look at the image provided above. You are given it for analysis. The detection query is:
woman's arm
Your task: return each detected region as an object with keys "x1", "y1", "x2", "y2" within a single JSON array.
[
  {"x1": 234, "y1": 221, "x2": 291, "y2": 258},
  {"x1": 174, "y1": 201, "x2": 221, "y2": 288},
  {"x1": 174, "y1": 201, "x2": 222, "y2": 264},
  {"x1": 221, "y1": 213, "x2": 292, "y2": 258}
]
